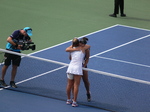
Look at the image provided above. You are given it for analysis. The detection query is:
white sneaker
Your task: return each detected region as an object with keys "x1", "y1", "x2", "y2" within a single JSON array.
[
  {"x1": 72, "y1": 102, "x2": 78, "y2": 107},
  {"x1": 66, "y1": 99, "x2": 72, "y2": 105}
]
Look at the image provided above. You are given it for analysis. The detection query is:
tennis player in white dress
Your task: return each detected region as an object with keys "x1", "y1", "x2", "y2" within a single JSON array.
[
  {"x1": 66, "y1": 38, "x2": 90, "y2": 107},
  {"x1": 66, "y1": 50, "x2": 85, "y2": 76}
]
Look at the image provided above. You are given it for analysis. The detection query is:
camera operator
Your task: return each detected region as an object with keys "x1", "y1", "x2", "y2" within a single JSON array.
[{"x1": 0, "y1": 27, "x2": 33, "y2": 88}]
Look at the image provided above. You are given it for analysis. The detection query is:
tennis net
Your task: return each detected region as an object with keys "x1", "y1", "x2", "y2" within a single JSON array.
[{"x1": 0, "y1": 48, "x2": 150, "y2": 112}]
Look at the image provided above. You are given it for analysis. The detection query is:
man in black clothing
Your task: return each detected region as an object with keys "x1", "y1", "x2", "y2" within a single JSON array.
[{"x1": 109, "y1": 0, "x2": 126, "y2": 17}]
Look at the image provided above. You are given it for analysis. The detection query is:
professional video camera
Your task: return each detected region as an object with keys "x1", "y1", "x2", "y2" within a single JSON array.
[{"x1": 17, "y1": 41, "x2": 36, "y2": 51}]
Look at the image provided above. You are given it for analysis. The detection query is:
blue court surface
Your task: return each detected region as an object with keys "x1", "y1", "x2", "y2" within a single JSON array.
[{"x1": 1, "y1": 24, "x2": 150, "y2": 112}]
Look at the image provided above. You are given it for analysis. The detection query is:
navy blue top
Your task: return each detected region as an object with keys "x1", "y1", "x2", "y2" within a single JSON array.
[{"x1": 6, "y1": 30, "x2": 31, "y2": 52}]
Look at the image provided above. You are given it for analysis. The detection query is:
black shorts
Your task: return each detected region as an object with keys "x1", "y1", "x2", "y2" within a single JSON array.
[{"x1": 4, "y1": 52, "x2": 21, "y2": 66}]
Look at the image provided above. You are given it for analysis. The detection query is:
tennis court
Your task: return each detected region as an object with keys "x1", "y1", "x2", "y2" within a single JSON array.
[
  {"x1": 1, "y1": 0, "x2": 150, "y2": 112},
  {"x1": 1, "y1": 25, "x2": 150, "y2": 112}
]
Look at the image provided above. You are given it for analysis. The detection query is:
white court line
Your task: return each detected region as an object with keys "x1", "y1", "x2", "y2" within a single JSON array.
[
  {"x1": 117, "y1": 24, "x2": 150, "y2": 32},
  {"x1": 90, "y1": 34, "x2": 150, "y2": 58},
  {"x1": 29, "y1": 24, "x2": 119, "y2": 55},
  {"x1": 30, "y1": 24, "x2": 150, "y2": 56},
  {"x1": 0, "y1": 66, "x2": 67, "y2": 91},
  {"x1": 95, "y1": 56, "x2": 150, "y2": 68}
]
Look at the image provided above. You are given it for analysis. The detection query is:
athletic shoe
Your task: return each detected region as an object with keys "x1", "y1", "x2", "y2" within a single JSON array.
[
  {"x1": 87, "y1": 93, "x2": 91, "y2": 102},
  {"x1": 109, "y1": 14, "x2": 117, "y2": 17},
  {"x1": 72, "y1": 102, "x2": 78, "y2": 107},
  {"x1": 0, "y1": 80, "x2": 8, "y2": 87},
  {"x1": 10, "y1": 81, "x2": 17, "y2": 88},
  {"x1": 66, "y1": 99, "x2": 72, "y2": 105},
  {"x1": 121, "y1": 14, "x2": 126, "y2": 17}
]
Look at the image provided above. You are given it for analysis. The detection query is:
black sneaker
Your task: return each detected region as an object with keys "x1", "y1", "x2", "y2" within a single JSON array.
[
  {"x1": 10, "y1": 81, "x2": 17, "y2": 88},
  {"x1": 87, "y1": 93, "x2": 91, "y2": 102},
  {"x1": 0, "y1": 80, "x2": 8, "y2": 87},
  {"x1": 121, "y1": 14, "x2": 126, "y2": 17},
  {"x1": 109, "y1": 14, "x2": 117, "y2": 17}
]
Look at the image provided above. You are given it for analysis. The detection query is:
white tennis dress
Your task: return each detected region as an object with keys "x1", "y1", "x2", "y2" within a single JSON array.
[{"x1": 66, "y1": 50, "x2": 85, "y2": 75}]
